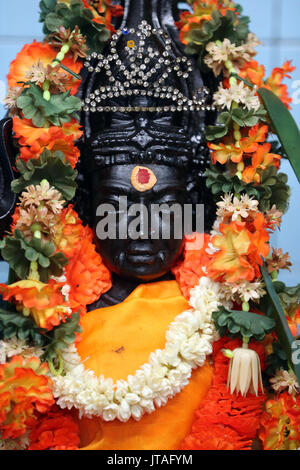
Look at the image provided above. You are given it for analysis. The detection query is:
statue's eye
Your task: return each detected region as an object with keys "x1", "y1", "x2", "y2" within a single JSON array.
[{"x1": 110, "y1": 112, "x2": 135, "y2": 128}]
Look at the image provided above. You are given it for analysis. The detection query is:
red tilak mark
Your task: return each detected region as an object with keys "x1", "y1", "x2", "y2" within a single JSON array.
[{"x1": 137, "y1": 168, "x2": 150, "y2": 184}]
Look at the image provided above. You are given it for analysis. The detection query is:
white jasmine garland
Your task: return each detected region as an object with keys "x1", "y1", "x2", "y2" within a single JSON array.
[
  {"x1": 213, "y1": 82, "x2": 261, "y2": 111},
  {"x1": 51, "y1": 277, "x2": 222, "y2": 422}
]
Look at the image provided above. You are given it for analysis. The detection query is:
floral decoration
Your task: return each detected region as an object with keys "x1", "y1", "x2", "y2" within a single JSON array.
[{"x1": 0, "y1": 0, "x2": 299, "y2": 451}]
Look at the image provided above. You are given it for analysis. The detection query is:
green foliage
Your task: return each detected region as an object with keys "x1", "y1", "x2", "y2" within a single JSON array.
[
  {"x1": 40, "y1": 0, "x2": 110, "y2": 52},
  {"x1": 272, "y1": 281, "x2": 300, "y2": 312},
  {"x1": 206, "y1": 106, "x2": 267, "y2": 141},
  {"x1": 205, "y1": 164, "x2": 290, "y2": 213},
  {"x1": 0, "y1": 229, "x2": 68, "y2": 283},
  {"x1": 186, "y1": 10, "x2": 250, "y2": 66},
  {"x1": 258, "y1": 166, "x2": 290, "y2": 213},
  {"x1": 205, "y1": 164, "x2": 261, "y2": 197},
  {"x1": 258, "y1": 87, "x2": 300, "y2": 184},
  {"x1": 264, "y1": 342, "x2": 288, "y2": 379},
  {"x1": 39, "y1": 0, "x2": 57, "y2": 22},
  {"x1": 44, "y1": 312, "x2": 82, "y2": 362},
  {"x1": 0, "y1": 308, "x2": 47, "y2": 346},
  {"x1": 213, "y1": 307, "x2": 276, "y2": 341},
  {"x1": 11, "y1": 150, "x2": 77, "y2": 201},
  {"x1": 261, "y1": 262, "x2": 300, "y2": 385},
  {"x1": 16, "y1": 83, "x2": 81, "y2": 128},
  {"x1": 0, "y1": 307, "x2": 81, "y2": 362}
]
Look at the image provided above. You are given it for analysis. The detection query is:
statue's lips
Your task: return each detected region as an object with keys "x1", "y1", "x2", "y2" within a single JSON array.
[{"x1": 126, "y1": 249, "x2": 160, "y2": 265}]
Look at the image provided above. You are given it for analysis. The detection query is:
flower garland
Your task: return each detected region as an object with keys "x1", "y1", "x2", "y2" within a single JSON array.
[
  {"x1": 0, "y1": 0, "x2": 299, "y2": 451},
  {"x1": 51, "y1": 277, "x2": 221, "y2": 422}
]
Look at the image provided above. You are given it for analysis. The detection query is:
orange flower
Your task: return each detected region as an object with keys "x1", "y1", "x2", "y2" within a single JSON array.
[
  {"x1": 172, "y1": 233, "x2": 211, "y2": 299},
  {"x1": 259, "y1": 392, "x2": 300, "y2": 450},
  {"x1": 239, "y1": 60, "x2": 265, "y2": 88},
  {"x1": 14, "y1": 119, "x2": 83, "y2": 168},
  {"x1": 176, "y1": 1, "x2": 236, "y2": 45},
  {"x1": 0, "y1": 280, "x2": 70, "y2": 330},
  {"x1": 181, "y1": 337, "x2": 266, "y2": 450},
  {"x1": 7, "y1": 41, "x2": 82, "y2": 95},
  {"x1": 0, "y1": 356, "x2": 54, "y2": 440},
  {"x1": 82, "y1": 0, "x2": 123, "y2": 33},
  {"x1": 28, "y1": 405, "x2": 80, "y2": 450},
  {"x1": 65, "y1": 225, "x2": 112, "y2": 313},
  {"x1": 264, "y1": 61, "x2": 295, "y2": 109},
  {"x1": 286, "y1": 310, "x2": 300, "y2": 337},
  {"x1": 208, "y1": 124, "x2": 269, "y2": 166},
  {"x1": 54, "y1": 205, "x2": 87, "y2": 258},
  {"x1": 207, "y1": 215, "x2": 269, "y2": 283},
  {"x1": 13, "y1": 116, "x2": 82, "y2": 145},
  {"x1": 242, "y1": 143, "x2": 281, "y2": 184},
  {"x1": 239, "y1": 123, "x2": 269, "y2": 153},
  {"x1": 208, "y1": 140, "x2": 243, "y2": 164}
]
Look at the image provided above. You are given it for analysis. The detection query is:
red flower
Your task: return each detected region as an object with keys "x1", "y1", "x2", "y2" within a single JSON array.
[{"x1": 28, "y1": 406, "x2": 80, "y2": 450}]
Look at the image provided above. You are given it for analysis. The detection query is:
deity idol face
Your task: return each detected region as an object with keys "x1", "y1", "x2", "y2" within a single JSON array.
[
  {"x1": 78, "y1": 17, "x2": 216, "y2": 284},
  {"x1": 91, "y1": 163, "x2": 187, "y2": 281}
]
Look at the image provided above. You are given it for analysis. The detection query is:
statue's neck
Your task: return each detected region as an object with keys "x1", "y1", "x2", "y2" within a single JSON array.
[{"x1": 87, "y1": 272, "x2": 174, "y2": 310}]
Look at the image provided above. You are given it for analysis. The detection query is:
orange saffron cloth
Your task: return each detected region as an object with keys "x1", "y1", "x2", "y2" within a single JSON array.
[{"x1": 75, "y1": 280, "x2": 213, "y2": 450}]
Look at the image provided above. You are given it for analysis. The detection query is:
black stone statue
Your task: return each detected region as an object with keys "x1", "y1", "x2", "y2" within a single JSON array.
[{"x1": 0, "y1": 0, "x2": 217, "y2": 309}]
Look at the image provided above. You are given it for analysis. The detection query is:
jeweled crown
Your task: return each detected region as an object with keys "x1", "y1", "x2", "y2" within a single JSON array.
[{"x1": 82, "y1": 21, "x2": 213, "y2": 114}]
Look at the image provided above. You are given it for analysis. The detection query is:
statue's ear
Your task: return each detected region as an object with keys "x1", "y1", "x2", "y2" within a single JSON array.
[{"x1": 0, "y1": 118, "x2": 17, "y2": 238}]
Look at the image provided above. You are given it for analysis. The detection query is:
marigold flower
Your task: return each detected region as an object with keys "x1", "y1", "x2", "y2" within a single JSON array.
[
  {"x1": 181, "y1": 337, "x2": 266, "y2": 450},
  {"x1": 0, "y1": 356, "x2": 54, "y2": 440},
  {"x1": 172, "y1": 233, "x2": 211, "y2": 299},
  {"x1": 13, "y1": 116, "x2": 82, "y2": 168},
  {"x1": 7, "y1": 41, "x2": 82, "y2": 96},
  {"x1": 259, "y1": 392, "x2": 300, "y2": 450},
  {"x1": 54, "y1": 205, "x2": 87, "y2": 258},
  {"x1": 28, "y1": 405, "x2": 80, "y2": 450},
  {"x1": 0, "y1": 280, "x2": 71, "y2": 330},
  {"x1": 65, "y1": 227, "x2": 112, "y2": 312}
]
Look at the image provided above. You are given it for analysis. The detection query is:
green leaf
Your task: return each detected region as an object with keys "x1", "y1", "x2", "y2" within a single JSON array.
[
  {"x1": 261, "y1": 262, "x2": 300, "y2": 385},
  {"x1": 213, "y1": 307, "x2": 276, "y2": 341},
  {"x1": 0, "y1": 308, "x2": 47, "y2": 346},
  {"x1": 44, "y1": 312, "x2": 82, "y2": 362},
  {"x1": 12, "y1": 149, "x2": 77, "y2": 201},
  {"x1": 206, "y1": 106, "x2": 267, "y2": 141},
  {"x1": 41, "y1": 0, "x2": 110, "y2": 52},
  {"x1": 258, "y1": 87, "x2": 300, "y2": 184},
  {"x1": 16, "y1": 83, "x2": 81, "y2": 128},
  {"x1": 1, "y1": 230, "x2": 68, "y2": 282}
]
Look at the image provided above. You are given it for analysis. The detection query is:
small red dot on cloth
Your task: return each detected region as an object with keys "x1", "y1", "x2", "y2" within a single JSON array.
[{"x1": 137, "y1": 168, "x2": 150, "y2": 184}]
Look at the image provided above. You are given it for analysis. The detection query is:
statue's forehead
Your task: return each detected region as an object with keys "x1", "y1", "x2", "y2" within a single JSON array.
[{"x1": 96, "y1": 164, "x2": 185, "y2": 192}]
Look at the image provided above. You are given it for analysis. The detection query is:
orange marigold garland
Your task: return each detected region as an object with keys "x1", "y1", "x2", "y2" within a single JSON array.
[
  {"x1": 28, "y1": 406, "x2": 80, "y2": 450},
  {"x1": 0, "y1": 356, "x2": 54, "y2": 440},
  {"x1": 180, "y1": 337, "x2": 266, "y2": 450}
]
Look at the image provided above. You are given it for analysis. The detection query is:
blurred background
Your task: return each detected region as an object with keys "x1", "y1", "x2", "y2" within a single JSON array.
[{"x1": 0, "y1": 0, "x2": 300, "y2": 284}]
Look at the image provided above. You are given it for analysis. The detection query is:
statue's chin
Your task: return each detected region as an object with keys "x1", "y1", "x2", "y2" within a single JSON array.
[{"x1": 101, "y1": 252, "x2": 176, "y2": 282}]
